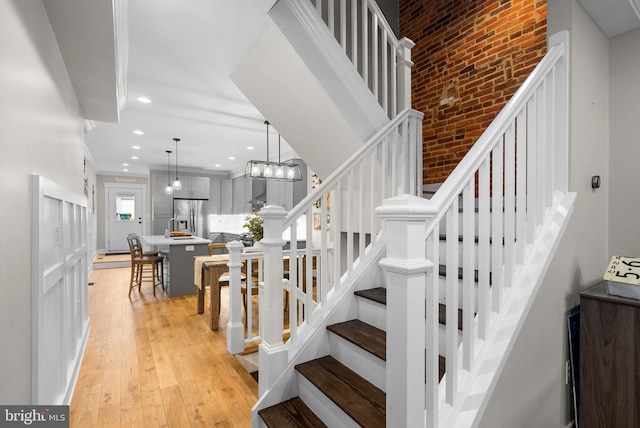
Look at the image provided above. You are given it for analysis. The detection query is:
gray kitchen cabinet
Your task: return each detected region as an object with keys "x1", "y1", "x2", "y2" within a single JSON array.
[
  {"x1": 233, "y1": 175, "x2": 269, "y2": 214},
  {"x1": 232, "y1": 176, "x2": 248, "y2": 214},
  {"x1": 173, "y1": 176, "x2": 210, "y2": 199},
  {"x1": 152, "y1": 173, "x2": 173, "y2": 215},
  {"x1": 267, "y1": 179, "x2": 292, "y2": 210},
  {"x1": 208, "y1": 178, "x2": 221, "y2": 213},
  {"x1": 190, "y1": 176, "x2": 210, "y2": 199},
  {"x1": 221, "y1": 179, "x2": 233, "y2": 214}
]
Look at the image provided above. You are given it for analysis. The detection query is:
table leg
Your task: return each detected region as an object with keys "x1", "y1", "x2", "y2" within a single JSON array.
[
  {"x1": 209, "y1": 266, "x2": 221, "y2": 331},
  {"x1": 197, "y1": 267, "x2": 207, "y2": 314}
]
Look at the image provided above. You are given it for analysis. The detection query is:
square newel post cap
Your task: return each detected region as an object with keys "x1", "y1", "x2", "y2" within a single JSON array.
[
  {"x1": 226, "y1": 240, "x2": 244, "y2": 251},
  {"x1": 258, "y1": 204, "x2": 287, "y2": 246},
  {"x1": 375, "y1": 194, "x2": 437, "y2": 220},
  {"x1": 258, "y1": 204, "x2": 288, "y2": 219}
]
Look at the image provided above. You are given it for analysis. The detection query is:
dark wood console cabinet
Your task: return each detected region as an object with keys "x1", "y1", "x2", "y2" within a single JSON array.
[{"x1": 580, "y1": 282, "x2": 640, "y2": 427}]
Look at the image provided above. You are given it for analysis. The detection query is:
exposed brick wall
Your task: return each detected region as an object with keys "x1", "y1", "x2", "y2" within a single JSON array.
[{"x1": 399, "y1": 0, "x2": 547, "y2": 185}]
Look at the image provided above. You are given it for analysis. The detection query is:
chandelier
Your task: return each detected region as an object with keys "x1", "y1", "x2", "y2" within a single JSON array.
[{"x1": 245, "y1": 121, "x2": 302, "y2": 181}]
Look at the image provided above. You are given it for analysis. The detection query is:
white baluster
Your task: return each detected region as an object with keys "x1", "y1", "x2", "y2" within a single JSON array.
[
  {"x1": 462, "y1": 179, "x2": 475, "y2": 370},
  {"x1": 504, "y1": 123, "x2": 515, "y2": 286},
  {"x1": 377, "y1": 194, "x2": 436, "y2": 428},
  {"x1": 478, "y1": 160, "x2": 490, "y2": 339},
  {"x1": 491, "y1": 139, "x2": 504, "y2": 311},
  {"x1": 516, "y1": 109, "x2": 527, "y2": 264}
]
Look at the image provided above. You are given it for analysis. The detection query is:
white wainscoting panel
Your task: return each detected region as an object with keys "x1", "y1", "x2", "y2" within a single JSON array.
[{"x1": 32, "y1": 175, "x2": 90, "y2": 405}]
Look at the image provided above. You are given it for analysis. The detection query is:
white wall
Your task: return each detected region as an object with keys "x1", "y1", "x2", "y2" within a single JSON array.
[
  {"x1": 479, "y1": 0, "x2": 610, "y2": 426},
  {"x1": 0, "y1": 0, "x2": 86, "y2": 403},
  {"x1": 609, "y1": 27, "x2": 640, "y2": 257}
]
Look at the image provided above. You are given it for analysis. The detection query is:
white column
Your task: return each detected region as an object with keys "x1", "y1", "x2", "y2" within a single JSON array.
[
  {"x1": 376, "y1": 194, "x2": 435, "y2": 428},
  {"x1": 226, "y1": 240, "x2": 245, "y2": 355},
  {"x1": 257, "y1": 204, "x2": 288, "y2": 395}
]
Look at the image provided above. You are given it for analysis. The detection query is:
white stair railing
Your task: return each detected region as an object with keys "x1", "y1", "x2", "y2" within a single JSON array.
[
  {"x1": 382, "y1": 31, "x2": 572, "y2": 426},
  {"x1": 227, "y1": 109, "x2": 423, "y2": 393},
  {"x1": 310, "y1": 0, "x2": 414, "y2": 116}
]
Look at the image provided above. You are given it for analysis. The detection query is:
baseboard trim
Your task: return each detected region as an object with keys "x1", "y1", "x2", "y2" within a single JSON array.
[{"x1": 63, "y1": 323, "x2": 90, "y2": 405}]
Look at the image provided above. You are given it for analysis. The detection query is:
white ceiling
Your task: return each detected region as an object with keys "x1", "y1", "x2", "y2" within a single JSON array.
[
  {"x1": 49, "y1": 0, "x2": 639, "y2": 178},
  {"x1": 578, "y1": 0, "x2": 640, "y2": 38},
  {"x1": 81, "y1": 0, "x2": 292, "y2": 177}
]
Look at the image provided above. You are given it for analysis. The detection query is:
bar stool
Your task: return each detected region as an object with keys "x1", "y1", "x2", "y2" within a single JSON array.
[{"x1": 127, "y1": 236, "x2": 164, "y2": 297}]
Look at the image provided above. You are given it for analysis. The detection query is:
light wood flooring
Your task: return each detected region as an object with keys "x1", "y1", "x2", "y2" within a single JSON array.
[{"x1": 70, "y1": 265, "x2": 259, "y2": 427}]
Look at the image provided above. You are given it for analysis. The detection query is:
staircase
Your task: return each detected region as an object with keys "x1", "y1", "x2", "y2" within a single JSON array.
[{"x1": 225, "y1": 1, "x2": 575, "y2": 426}]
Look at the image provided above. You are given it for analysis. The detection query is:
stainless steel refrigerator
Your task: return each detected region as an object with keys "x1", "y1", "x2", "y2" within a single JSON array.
[{"x1": 173, "y1": 198, "x2": 209, "y2": 237}]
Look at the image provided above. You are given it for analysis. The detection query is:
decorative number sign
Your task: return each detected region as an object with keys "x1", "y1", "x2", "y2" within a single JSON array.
[{"x1": 604, "y1": 256, "x2": 640, "y2": 285}]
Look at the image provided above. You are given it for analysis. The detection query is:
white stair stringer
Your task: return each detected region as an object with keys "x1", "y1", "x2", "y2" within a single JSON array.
[{"x1": 232, "y1": 0, "x2": 388, "y2": 179}]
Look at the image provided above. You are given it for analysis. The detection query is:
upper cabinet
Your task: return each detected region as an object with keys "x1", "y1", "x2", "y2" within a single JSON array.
[
  {"x1": 173, "y1": 176, "x2": 210, "y2": 199},
  {"x1": 220, "y1": 179, "x2": 233, "y2": 214},
  {"x1": 152, "y1": 174, "x2": 173, "y2": 215}
]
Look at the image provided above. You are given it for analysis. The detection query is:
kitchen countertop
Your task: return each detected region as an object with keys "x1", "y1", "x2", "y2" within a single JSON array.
[{"x1": 142, "y1": 235, "x2": 211, "y2": 246}]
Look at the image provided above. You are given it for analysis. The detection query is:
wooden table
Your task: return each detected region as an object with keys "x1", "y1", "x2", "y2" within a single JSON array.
[{"x1": 194, "y1": 255, "x2": 229, "y2": 331}]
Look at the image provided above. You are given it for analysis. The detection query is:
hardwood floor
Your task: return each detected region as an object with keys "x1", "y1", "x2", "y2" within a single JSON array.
[{"x1": 70, "y1": 266, "x2": 258, "y2": 427}]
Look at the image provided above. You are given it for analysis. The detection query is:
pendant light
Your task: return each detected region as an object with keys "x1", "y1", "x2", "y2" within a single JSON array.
[
  {"x1": 165, "y1": 150, "x2": 173, "y2": 195},
  {"x1": 245, "y1": 121, "x2": 302, "y2": 181},
  {"x1": 172, "y1": 138, "x2": 182, "y2": 191}
]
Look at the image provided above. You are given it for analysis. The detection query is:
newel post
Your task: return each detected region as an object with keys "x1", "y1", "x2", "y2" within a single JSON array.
[
  {"x1": 397, "y1": 37, "x2": 415, "y2": 111},
  {"x1": 226, "y1": 240, "x2": 245, "y2": 355},
  {"x1": 257, "y1": 204, "x2": 288, "y2": 395},
  {"x1": 376, "y1": 194, "x2": 435, "y2": 428}
]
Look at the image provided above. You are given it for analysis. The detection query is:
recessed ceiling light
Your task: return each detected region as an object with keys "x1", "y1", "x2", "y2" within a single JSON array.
[
  {"x1": 122, "y1": 163, "x2": 129, "y2": 166},
  {"x1": 137, "y1": 96, "x2": 151, "y2": 104},
  {"x1": 214, "y1": 164, "x2": 221, "y2": 167},
  {"x1": 131, "y1": 156, "x2": 139, "y2": 160},
  {"x1": 228, "y1": 156, "x2": 235, "y2": 160},
  {"x1": 246, "y1": 146, "x2": 254, "y2": 150},
  {"x1": 123, "y1": 169, "x2": 129, "y2": 172},
  {"x1": 133, "y1": 130, "x2": 144, "y2": 135},
  {"x1": 132, "y1": 145, "x2": 141, "y2": 150}
]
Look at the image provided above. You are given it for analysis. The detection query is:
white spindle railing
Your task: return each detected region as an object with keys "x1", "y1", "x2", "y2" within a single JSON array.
[
  {"x1": 381, "y1": 31, "x2": 569, "y2": 426},
  {"x1": 228, "y1": 109, "x2": 423, "y2": 388},
  {"x1": 310, "y1": 0, "x2": 414, "y2": 117}
]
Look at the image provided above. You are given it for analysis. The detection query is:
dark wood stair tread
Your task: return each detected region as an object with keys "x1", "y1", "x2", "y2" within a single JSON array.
[
  {"x1": 259, "y1": 397, "x2": 327, "y2": 428},
  {"x1": 354, "y1": 287, "x2": 386, "y2": 305},
  {"x1": 439, "y1": 234, "x2": 504, "y2": 245},
  {"x1": 355, "y1": 287, "x2": 465, "y2": 330},
  {"x1": 296, "y1": 355, "x2": 386, "y2": 428},
  {"x1": 327, "y1": 319, "x2": 386, "y2": 360}
]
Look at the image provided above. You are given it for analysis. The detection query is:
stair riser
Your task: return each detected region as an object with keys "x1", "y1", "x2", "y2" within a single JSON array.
[
  {"x1": 297, "y1": 373, "x2": 361, "y2": 428},
  {"x1": 328, "y1": 332, "x2": 386, "y2": 392},
  {"x1": 355, "y1": 297, "x2": 386, "y2": 331},
  {"x1": 355, "y1": 292, "x2": 462, "y2": 357}
]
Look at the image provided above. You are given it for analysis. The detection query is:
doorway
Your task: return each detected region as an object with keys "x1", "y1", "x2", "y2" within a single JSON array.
[{"x1": 105, "y1": 183, "x2": 145, "y2": 253}]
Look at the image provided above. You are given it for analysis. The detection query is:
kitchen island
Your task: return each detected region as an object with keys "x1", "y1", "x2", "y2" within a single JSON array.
[{"x1": 142, "y1": 235, "x2": 211, "y2": 297}]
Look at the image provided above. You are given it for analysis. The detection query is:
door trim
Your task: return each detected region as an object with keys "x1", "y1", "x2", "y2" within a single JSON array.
[{"x1": 104, "y1": 182, "x2": 147, "y2": 252}]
